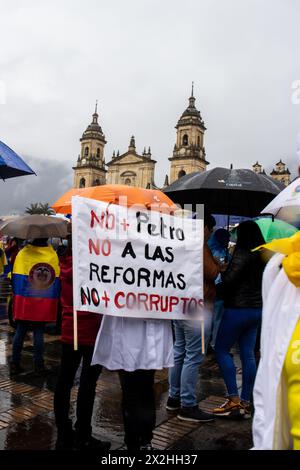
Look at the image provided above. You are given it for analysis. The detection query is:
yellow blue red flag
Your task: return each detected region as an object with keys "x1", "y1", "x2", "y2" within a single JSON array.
[{"x1": 12, "y1": 244, "x2": 60, "y2": 322}]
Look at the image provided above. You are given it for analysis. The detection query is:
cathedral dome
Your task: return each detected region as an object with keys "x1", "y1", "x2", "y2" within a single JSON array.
[
  {"x1": 80, "y1": 104, "x2": 106, "y2": 142},
  {"x1": 181, "y1": 97, "x2": 201, "y2": 118},
  {"x1": 177, "y1": 84, "x2": 206, "y2": 129}
]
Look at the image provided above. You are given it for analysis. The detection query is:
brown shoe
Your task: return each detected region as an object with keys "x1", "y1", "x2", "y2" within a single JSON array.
[{"x1": 212, "y1": 398, "x2": 242, "y2": 417}]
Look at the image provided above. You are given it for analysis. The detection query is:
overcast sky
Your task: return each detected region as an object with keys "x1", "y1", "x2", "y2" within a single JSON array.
[{"x1": 0, "y1": 0, "x2": 300, "y2": 214}]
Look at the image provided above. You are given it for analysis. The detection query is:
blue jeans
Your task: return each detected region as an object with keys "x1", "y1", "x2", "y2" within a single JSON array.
[
  {"x1": 12, "y1": 320, "x2": 45, "y2": 367},
  {"x1": 169, "y1": 317, "x2": 212, "y2": 407},
  {"x1": 215, "y1": 307, "x2": 262, "y2": 402},
  {"x1": 211, "y1": 299, "x2": 224, "y2": 349}
]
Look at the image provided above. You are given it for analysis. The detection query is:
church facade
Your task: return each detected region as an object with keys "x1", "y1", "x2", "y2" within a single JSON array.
[
  {"x1": 73, "y1": 88, "x2": 208, "y2": 189},
  {"x1": 73, "y1": 90, "x2": 291, "y2": 190},
  {"x1": 106, "y1": 136, "x2": 156, "y2": 188},
  {"x1": 252, "y1": 159, "x2": 291, "y2": 186}
]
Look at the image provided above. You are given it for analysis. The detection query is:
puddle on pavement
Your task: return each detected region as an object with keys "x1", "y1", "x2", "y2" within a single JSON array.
[
  {"x1": 0, "y1": 415, "x2": 55, "y2": 450},
  {"x1": 0, "y1": 318, "x2": 248, "y2": 450}
]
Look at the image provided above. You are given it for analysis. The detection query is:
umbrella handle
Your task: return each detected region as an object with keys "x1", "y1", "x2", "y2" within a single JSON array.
[{"x1": 260, "y1": 212, "x2": 275, "y2": 222}]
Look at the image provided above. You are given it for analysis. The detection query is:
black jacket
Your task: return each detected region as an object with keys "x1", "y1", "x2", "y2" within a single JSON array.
[{"x1": 222, "y1": 248, "x2": 264, "y2": 309}]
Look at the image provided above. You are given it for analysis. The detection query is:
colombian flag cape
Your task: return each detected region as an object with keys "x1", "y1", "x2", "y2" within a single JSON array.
[{"x1": 12, "y1": 244, "x2": 60, "y2": 322}]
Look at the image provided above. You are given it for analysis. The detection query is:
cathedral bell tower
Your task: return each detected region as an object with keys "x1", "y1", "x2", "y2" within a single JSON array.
[
  {"x1": 73, "y1": 102, "x2": 107, "y2": 188},
  {"x1": 169, "y1": 84, "x2": 209, "y2": 183}
]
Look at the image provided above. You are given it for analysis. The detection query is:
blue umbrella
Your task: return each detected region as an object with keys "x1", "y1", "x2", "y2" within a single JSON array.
[{"x1": 0, "y1": 140, "x2": 35, "y2": 180}]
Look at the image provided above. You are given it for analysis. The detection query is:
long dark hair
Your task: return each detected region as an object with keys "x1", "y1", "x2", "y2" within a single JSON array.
[{"x1": 235, "y1": 220, "x2": 265, "y2": 251}]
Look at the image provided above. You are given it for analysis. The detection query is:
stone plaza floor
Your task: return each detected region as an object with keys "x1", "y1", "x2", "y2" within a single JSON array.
[{"x1": 0, "y1": 317, "x2": 253, "y2": 451}]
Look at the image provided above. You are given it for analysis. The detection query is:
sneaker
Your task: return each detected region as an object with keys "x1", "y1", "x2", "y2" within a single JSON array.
[
  {"x1": 74, "y1": 435, "x2": 111, "y2": 451},
  {"x1": 212, "y1": 398, "x2": 242, "y2": 417},
  {"x1": 140, "y1": 443, "x2": 154, "y2": 451},
  {"x1": 10, "y1": 362, "x2": 24, "y2": 374},
  {"x1": 166, "y1": 396, "x2": 181, "y2": 411},
  {"x1": 240, "y1": 401, "x2": 253, "y2": 419},
  {"x1": 177, "y1": 406, "x2": 215, "y2": 423}
]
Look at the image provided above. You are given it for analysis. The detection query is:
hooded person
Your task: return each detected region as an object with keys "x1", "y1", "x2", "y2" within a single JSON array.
[
  {"x1": 252, "y1": 231, "x2": 300, "y2": 450},
  {"x1": 11, "y1": 238, "x2": 60, "y2": 374},
  {"x1": 208, "y1": 228, "x2": 230, "y2": 263}
]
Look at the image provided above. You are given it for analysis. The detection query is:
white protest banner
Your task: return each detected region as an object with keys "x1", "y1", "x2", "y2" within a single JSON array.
[{"x1": 72, "y1": 196, "x2": 203, "y2": 320}]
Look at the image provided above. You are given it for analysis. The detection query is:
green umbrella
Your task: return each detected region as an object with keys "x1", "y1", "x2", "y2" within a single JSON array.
[
  {"x1": 255, "y1": 218, "x2": 298, "y2": 243},
  {"x1": 230, "y1": 218, "x2": 298, "y2": 243}
]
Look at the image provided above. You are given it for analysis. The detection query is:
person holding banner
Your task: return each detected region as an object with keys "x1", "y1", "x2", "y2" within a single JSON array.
[
  {"x1": 11, "y1": 238, "x2": 60, "y2": 374},
  {"x1": 54, "y1": 237, "x2": 111, "y2": 451},
  {"x1": 93, "y1": 319, "x2": 173, "y2": 451},
  {"x1": 72, "y1": 195, "x2": 204, "y2": 451},
  {"x1": 167, "y1": 213, "x2": 218, "y2": 422}
]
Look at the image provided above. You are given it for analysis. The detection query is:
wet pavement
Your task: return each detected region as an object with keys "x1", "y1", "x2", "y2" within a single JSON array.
[{"x1": 0, "y1": 311, "x2": 252, "y2": 450}]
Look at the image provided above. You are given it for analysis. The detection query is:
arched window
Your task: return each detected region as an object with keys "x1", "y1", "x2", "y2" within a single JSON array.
[
  {"x1": 84, "y1": 147, "x2": 89, "y2": 156},
  {"x1": 97, "y1": 148, "x2": 100, "y2": 158},
  {"x1": 125, "y1": 178, "x2": 131, "y2": 186},
  {"x1": 178, "y1": 170, "x2": 186, "y2": 179},
  {"x1": 182, "y1": 134, "x2": 189, "y2": 146},
  {"x1": 197, "y1": 136, "x2": 200, "y2": 147},
  {"x1": 79, "y1": 177, "x2": 86, "y2": 188}
]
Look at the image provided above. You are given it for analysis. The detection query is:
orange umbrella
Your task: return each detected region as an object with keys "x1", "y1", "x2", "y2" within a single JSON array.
[{"x1": 52, "y1": 184, "x2": 177, "y2": 214}]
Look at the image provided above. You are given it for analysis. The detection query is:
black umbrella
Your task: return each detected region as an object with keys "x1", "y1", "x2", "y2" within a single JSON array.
[{"x1": 164, "y1": 167, "x2": 284, "y2": 218}]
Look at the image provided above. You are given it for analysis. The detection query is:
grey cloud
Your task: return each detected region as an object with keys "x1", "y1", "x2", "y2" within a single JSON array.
[
  {"x1": 0, "y1": 156, "x2": 72, "y2": 215},
  {"x1": 0, "y1": 0, "x2": 300, "y2": 213}
]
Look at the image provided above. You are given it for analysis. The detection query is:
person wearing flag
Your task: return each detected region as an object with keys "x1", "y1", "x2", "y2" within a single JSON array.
[{"x1": 11, "y1": 238, "x2": 60, "y2": 374}]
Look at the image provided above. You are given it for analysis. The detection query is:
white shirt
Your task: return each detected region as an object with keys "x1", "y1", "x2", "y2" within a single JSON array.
[{"x1": 92, "y1": 316, "x2": 174, "y2": 372}]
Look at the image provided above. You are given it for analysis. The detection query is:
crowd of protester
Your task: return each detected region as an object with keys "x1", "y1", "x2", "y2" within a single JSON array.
[{"x1": 0, "y1": 209, "x2": 298, "y2": 450}]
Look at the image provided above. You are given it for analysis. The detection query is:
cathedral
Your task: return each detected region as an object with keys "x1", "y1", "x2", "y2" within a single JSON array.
[
  {"x1": 252, "y1": 159, "x2": 291, "y2": 186},
  {"x1": 73, "y1": 88, "x2": 291, "y2": 190},
  {"x1": 73, "y1": 87, "x2": 209, "y2": 189}
]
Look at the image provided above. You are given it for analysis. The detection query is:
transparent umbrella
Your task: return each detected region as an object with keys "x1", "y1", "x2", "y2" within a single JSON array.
[{"x1": 0, "y1": 215, "x2": 69, "y2": 239}]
